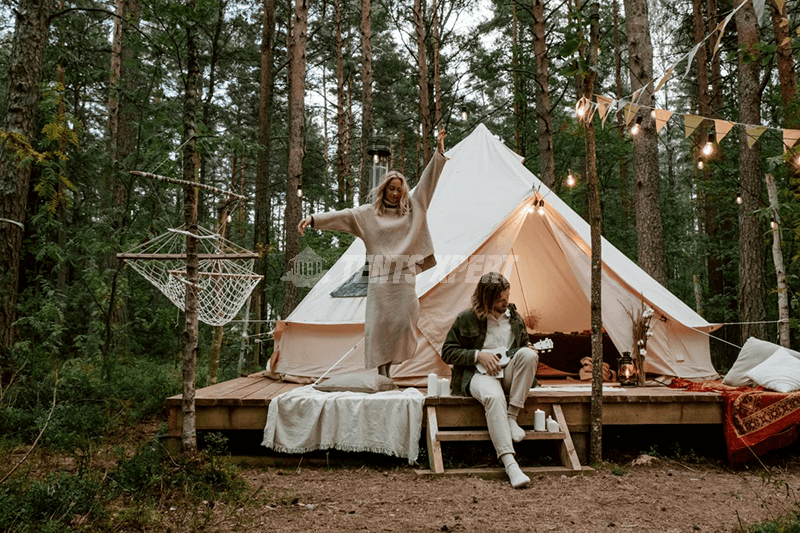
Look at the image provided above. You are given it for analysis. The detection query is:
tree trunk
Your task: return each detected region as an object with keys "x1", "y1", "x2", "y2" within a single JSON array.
[
  {"x1": 623, "y1": 0, "x2": 666, "y2": 285},
  {"x1": 769, "y1": 0, "x2": 800, "y2": 202},
  {"x1": 254, "y1": 0, "x2": 275, "y2": 339},
  {"x1": 104, "y1": 0, "x2": 141, "y2": 371},
  {"x1": 691, "y1": 0, "x2": 716, "y2": 322},
  {"x1": 181, "y1": 0, "x2": 201, "y2": 452},
  {"x1": 584, "y1": 2, "x2": 602, "y2": 465},
  {"x1": 735, "y1": 0, "x2": 767, "y2": 344},
  {"x1": 0, "y1": 0, "x2": 54, "y2": 352},
  {"x1": 512, "y1": 2, "x2": 522, "y2": 156},
  {"x1": 431, "y1": 0, "x2": 442, "y2": 129},
  {"x1": 198, "y1": 0, "x2": 225, "y2": 225},
  {"x1": 770, "y1": 0, "x2": 796, "y2": 120},
  {"x1": 766, "y1": 174, "x2": 790, "y2": 347},
  {"x1": 359, "y1": 0, "x2": 373, "y2": 205},
  {"x1": 531, "y1": 0, "x2": 555, "y2": 188},
  {"x1": 413, "y1": 0, "x2": 432, "y2": 167},
  {"x1": 612, "y1": 0, "x2": 629, "y2": 227},
  {"x1": 335, "y1": 0, "x2": 351, "y2": 208},
  {"x1": 281, "y1": 0, "x2": 309, "y2": 317}
]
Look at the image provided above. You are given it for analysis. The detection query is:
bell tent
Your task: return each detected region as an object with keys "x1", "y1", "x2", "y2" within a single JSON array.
[{"x1": 267, "y1": 124, "x2": 718, "y2": 385}]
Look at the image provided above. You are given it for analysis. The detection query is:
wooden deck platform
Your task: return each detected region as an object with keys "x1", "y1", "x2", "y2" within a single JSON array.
[{"x1": 165, "y1": 372, "x2": 724, "y2": 466}]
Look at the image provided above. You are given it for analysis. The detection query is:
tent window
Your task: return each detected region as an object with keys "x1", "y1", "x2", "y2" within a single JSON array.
[{"x1": 330, "y1": 262, "x2": 369, "y2": 297}]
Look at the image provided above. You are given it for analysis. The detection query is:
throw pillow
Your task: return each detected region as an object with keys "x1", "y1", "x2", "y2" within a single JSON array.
[
  {"x1": 313, "y1": 372, "x2": 398, "y2": 393},
  {"x1": 722, "y1": 337, "x2": 800, "y2": 387},
  {"x1": 745, "y1": 347, "x2": 800, "y2": 393}
]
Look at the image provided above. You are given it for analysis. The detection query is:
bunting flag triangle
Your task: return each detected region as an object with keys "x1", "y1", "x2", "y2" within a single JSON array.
[
  {"x1": 684, "y1": 114, "x2": 704, "y2": 138},
  {"x1": 683, "y1": 42, "x2": 703, "y2": 80},
  {"x1": 595, "y1": 95, "x2": 615, "y2": 126},
  {"x1": 654, "y1": 65, "x2": 675, "y2": 94},
  {"x1": 783, "y1": 129, "x2": 800, "y2": 152},
  {"x1": 745, "y1": 125, "x2": 767, "y2": 148},
  {"x1": 775, "y1": 0, "x2": 786, "y2": 11},
  {"x1": 624, "y1": 104, "x2": 641, "y2": 126},
  {"x1": 713, "y1": 9, "x2": 737, "y2": 60},
  {"x1": 653, "y1": 109, "x2": 673, "y2": 133},
  {"x1": 714, "y1": 119, "x2": 735, "y2": 143}
]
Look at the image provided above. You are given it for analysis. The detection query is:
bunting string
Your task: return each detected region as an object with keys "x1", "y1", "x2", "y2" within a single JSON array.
[{"x1": 576, "y1": 0, "x2": 800, "y2": 159}]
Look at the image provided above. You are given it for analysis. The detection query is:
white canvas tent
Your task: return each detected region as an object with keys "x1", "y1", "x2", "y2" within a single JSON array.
[{"x1": 268, "y1": 124, "x2": 719, "y2": 385}]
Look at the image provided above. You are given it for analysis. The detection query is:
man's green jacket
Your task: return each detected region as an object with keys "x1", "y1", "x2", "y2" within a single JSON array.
[{"x1": 441, "y1": 303, "x2": 533, "y2": 397}]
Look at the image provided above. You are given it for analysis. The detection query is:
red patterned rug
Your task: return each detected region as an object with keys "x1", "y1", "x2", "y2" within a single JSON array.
[{"x1": 670, "y1": 378, "x2": 800, "y2": 463}]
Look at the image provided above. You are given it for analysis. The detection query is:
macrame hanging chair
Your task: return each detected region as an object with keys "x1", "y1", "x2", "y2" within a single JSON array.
[{"x1": 120, "y1": 225, "x2": 262, "y2": 327}]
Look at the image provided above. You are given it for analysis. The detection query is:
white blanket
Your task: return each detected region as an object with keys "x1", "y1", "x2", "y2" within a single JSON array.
[{"x1": 262, "y1": 385, "x2": 425, "y2": 463}]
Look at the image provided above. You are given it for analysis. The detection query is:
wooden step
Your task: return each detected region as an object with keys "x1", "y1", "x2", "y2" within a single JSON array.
[{"x1": 423, "y1": 403, "x2": 583, "y2": 475}]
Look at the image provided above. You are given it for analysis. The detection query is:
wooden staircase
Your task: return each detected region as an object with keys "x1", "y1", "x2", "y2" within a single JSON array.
[{"x1": 418, "y1": 400, "x2": 588, "y2": 476}]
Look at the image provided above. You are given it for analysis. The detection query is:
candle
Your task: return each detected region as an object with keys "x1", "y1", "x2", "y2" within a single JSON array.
[
  {"x1": 547, "y1": 416, "x2": 560, "y2": 433},
  {"x1": 438, "y1": 378, "x2": 451, "y2": 397},
  {"x1": 534, "y1": 409, "x2": 546, "y2": 431},
  {"x1": 427, "y1": 373, "x2": 439, "y2": 397}
]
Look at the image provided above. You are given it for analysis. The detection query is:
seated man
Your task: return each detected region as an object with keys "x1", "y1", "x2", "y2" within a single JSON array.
[{"x1": 442, "y1": 272, "x2": 539, "y2": 489}]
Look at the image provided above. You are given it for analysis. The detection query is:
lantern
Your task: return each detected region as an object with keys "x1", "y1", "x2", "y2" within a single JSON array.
[
  {"x1": 617, "y1": 352, "x2": 639, "y2": 387},
  {"x1": 367, "y1": 139, "x2": 391, "y2": 201}
]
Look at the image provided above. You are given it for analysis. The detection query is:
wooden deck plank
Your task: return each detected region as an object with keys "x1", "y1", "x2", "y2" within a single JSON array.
[{"x1": 242, "y1": 380, "x2": 301, "y2": 401}]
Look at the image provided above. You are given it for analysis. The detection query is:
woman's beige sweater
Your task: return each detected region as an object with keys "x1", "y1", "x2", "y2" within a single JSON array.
[{"x1": 311, "y1": 150, "x2": 447, "y2": 277}]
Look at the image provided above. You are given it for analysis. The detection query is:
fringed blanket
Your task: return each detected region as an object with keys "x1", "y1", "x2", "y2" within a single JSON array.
[
  {"x1": 262, "y1": 386, "x2": 425, "y2": 463},
  {"x1": 670, "y1": 378, "x2": 800, "y2": 463}
]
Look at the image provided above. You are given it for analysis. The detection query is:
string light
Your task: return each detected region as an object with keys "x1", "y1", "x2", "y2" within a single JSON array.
[
  {"x1": 702, "y1": 132, "x2": 714, "y2": 156},
  {"x1": 566, "y1": 170, "x2": 576, "y2": 187},
  {"x1": 526, "y1": 204, "x2": 534, "y2": 214},
  {"x1": 771, "y1": 219, "x2": 778, "y2": 230},
  {"x1": 537, "y1": 199, "x2": 545, "y2": 216},
  {"x1": 630, "y1": 116, "x2": 643, "y2": 135},
  {"x1": 461, "y1": 105, "x2": 468, "y2": 121},
  {"x1": 697, "y1": 160, "x2": 704, "y2": 170},
  {"x1": 297, "y1": 187, "x2": 303, "y2": 198},
  {"x1": 226, "y1": 214, "x2": 232, "y2": 223},
  {"x1": 650, "y1": 109, "x2": 657, "y2": 119},
  {"x1": 735, "y1": 191, "x2": 743, "y2": 205},
  {"x1": 373, "y1": 152, "x2": 379, "y2": 164}
]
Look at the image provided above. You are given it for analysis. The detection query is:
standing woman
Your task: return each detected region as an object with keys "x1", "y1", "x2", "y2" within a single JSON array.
[{"x1": 298, "y1": 129, "x2": 447, "y2": 378}]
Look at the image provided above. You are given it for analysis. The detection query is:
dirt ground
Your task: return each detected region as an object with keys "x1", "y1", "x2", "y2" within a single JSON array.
[{"x1": 186, "y1": 457, "x2": 800, "y2": 533}]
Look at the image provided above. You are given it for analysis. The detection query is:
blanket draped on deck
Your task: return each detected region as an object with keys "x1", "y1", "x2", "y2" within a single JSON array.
[
  {"x1": 262, "y1": 386, "x2": 425, "y2": 463},
  {"x1": 670, "y1": 378, "x2": 800, "y2": 463}
]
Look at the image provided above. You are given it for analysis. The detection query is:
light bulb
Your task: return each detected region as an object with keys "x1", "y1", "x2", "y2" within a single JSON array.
[
  {"x1": 226, "y1": 214, "x2": 232, "y2": 223},
  {"x1": 736, "y1": 192, "x2": 743, "y2": 205},
  {"x1": 650, "y1": 109, "x2": 656, "y2": 118},
  {"x1": 537, "y1": 203, "x2": 545, "y2": 216},
  {"x1": 771, "y1": 220, "x2": 778, "y2": 230},
  {"x1": 697, "y1": 160, "x2": 704, "y2": 170},
  {"x1": 631, "y1": 116, "x2": 642, "y2": 135},
  {"x1": 297, "y1": 187, "x2": 303, "y2": 198},
  {"x1": 526, "y1": 205, "x2": 534, "y2": 214},
  {"x1": 461, "y1": 105, "x2": 468, "y2": 120},
  {"x1": 702, "y1": 132, "x2": 714, "y2": 156},
  {"x1": 566, "y1": 172, "x2": 576, "y2": 187}
]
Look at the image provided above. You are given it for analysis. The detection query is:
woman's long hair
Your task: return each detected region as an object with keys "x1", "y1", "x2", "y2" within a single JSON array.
[
  {"x1": 471, "y1": 272, "x2": 510, "y2": 319},
  {"x1": 371, "y1": 171, "x2": 412, "y2": 216}
]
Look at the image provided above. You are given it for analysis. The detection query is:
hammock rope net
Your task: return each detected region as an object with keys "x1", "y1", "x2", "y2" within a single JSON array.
[{"x1": 122, "y1": 226, "x2": 262, "y2": 326}]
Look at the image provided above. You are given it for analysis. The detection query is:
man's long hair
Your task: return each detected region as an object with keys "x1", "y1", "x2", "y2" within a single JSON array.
[
  {"x1": 471, "y1": 272, "x2": 510, "y2": 319},
  {"x1": 372, "y1": 171, "x2": 412, "y2": 216}
]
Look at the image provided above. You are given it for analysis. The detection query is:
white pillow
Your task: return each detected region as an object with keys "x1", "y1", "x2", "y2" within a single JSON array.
[
  {"x1": 722, "y1": 337, "x2": 800, "y2": 387},
  {"x1": 313, "y1": 372, "x2": 397, "y2": 393},
  {"x1": 745, "y1": 347, "x2": 800, "y2": 393}
]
